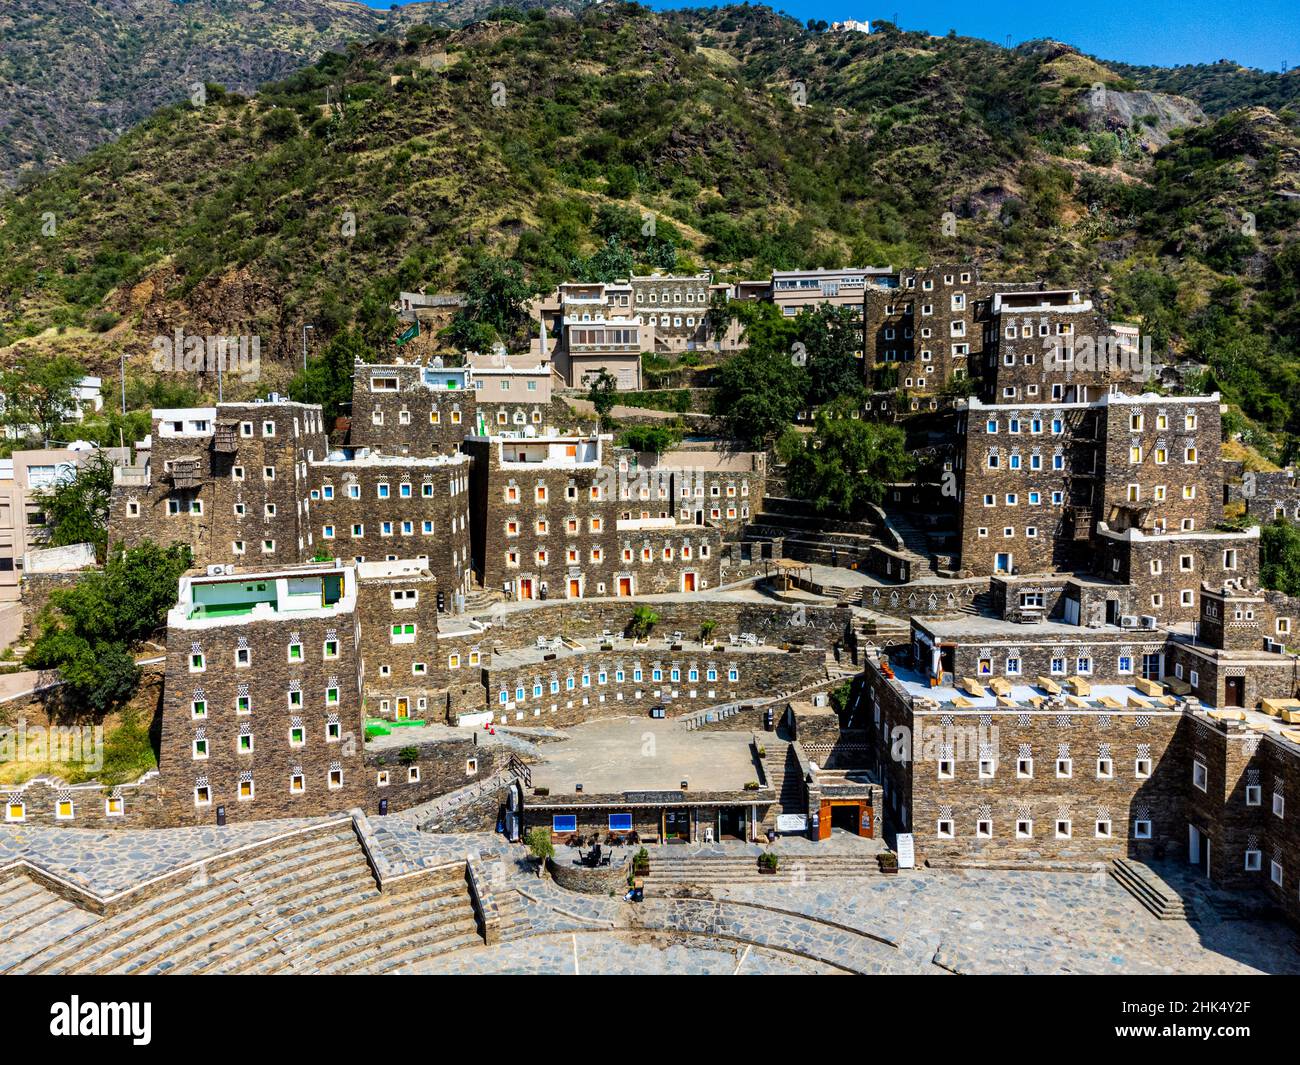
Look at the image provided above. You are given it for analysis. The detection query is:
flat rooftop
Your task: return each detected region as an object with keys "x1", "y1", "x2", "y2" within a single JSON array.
[
  {"x1": 490, "y1": 634, "x2": 786, "y2": 670},
  {"x1": 890, "y1": 662, "x2": 1175, "y2": 713},
  {"x1": 916, "y1": 615, "x2": 1146, "y2": 642},
  {"x1": 529, "y1": 718, "x2": 763, "y2": 797}
]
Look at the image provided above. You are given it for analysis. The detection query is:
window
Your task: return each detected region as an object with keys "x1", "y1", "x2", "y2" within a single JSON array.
[
  {"x1": 194, "y1": 786, "x2": 212, "y2": 808},
  {"x1": 1246, "y1": 785, "x2": 1262, "y2": 806},
  {"x1": 936, "y1": 819, "x2": 954, "y2": 838},
  {"x1": 237, "y1": 778, "x2": 255, "y2": 802},
  {"x1": 1056, "y1": 758, "x2": 1072, "y2": 778},
  {"x1": 1095, "y1": 819, "x2": 1112, "y2": 838},
  {"x1": 1134, "y1": 820, "x2": 1152, "y2": 839},
  {"x1": 1271, "y1": 860, "x2": 1283, "y2": 886},
  {"x1": 290, "y1": 773, "x2": 305, "y2": 795},
  {"x1": 552, "y1": 814, "x2": 578, "y2": 834},
  {"x1": 1017, "y1": 756, "x2": 1033, "y2": 779},
  {"x1": 1193, "y1": 761, "x2": 1208, "y2": 793},
  {"x1": 1274, "y1": 793, "x2": 1285, "y2": 818},
  {"x1": 329, "y1": 769, "x2": 344, "y2": 790},
  {"x1": 1097, "y1": 757, "x2": 1113, "y2": 779},
  {"x1": 1055, "y1": 819, "x2": 1072, "y2": 839},
  {"x1": 407, "y1": 766, "x2": 421, "y2": 784},
  {"x1": 938, "y1": 758, "x2": 954, "y2": 780},
  {"x1": 1016, "y1": 819, "x2": 1033, "y2": 839},
  {"x1": 978, "y1": 758, "x2": 996, "y2": 778},
  {"x1": 190, "y1": 652, "x2": 205, "y2": 673},
  {"x1": 976, "y1": 819, "x2": 992, "y2": 839},
  {"x1": 1135, "y1": 758, "x2": 1152, "y2": 779},
  {"x1": 391, "y1": 623, "x2": 416, "y2": 644},
  {"x1": 1245, "y1": 849, "x2": 1262, "y2": 871}
]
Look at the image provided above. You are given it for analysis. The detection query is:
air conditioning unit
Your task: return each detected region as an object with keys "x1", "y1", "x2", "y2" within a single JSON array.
[
  {"x1": 1119, "y1": 615, "x2": 1138, "y2": 628},
  {"x1": 224, "y1": 564, "x2": 236, "y2": 575},
  {"x1": 1139, "y1": 615, "x2": 1158, "y2": 629},
  {"x1": 206, "y1": 564, "x2": 226, "y2": 576}
]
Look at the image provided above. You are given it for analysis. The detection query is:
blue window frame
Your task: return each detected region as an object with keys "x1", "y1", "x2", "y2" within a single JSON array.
[
  {"x1": 552, "y1": 815, "x2": 577, "y2": 833},
  {"x1": 609, "y1": 813, "x2": 633, "y2": 832}
]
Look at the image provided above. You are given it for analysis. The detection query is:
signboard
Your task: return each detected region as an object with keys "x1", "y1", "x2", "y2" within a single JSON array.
[
  {"x1": 895, "y1": 833, "x2": 915, "y2": 869},
  {"x1": 776, "y1": 814, "x2": 808, "y2": 833}
]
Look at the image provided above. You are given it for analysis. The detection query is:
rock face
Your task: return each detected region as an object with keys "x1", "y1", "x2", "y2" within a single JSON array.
[{"x1": 1084, "y1": 87, "x2": 1207, "y2": 147}]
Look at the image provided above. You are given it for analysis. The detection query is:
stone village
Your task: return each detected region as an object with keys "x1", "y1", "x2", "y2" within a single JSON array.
[{"x1": 5, "y1": 264, "x2": 1300, "y2": 975}]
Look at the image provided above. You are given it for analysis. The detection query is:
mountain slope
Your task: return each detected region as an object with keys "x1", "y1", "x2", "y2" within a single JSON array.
[
  {"x1": 0, "y1": 6, "x2": 1297, "y2": 440},
  {"x1": 0, "y1": 0, "x2": 585, "y2": 187}
]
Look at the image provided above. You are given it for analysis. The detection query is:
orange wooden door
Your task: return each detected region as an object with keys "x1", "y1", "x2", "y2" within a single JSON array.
[{"x1": 818, "y1": 801, "x2": 832, "y2": 841}]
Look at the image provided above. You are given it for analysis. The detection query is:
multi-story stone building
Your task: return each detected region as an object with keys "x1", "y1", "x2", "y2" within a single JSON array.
[
  {"x1": 108, "y1": 400, "x2": 329, "y2": 569},
  {"x1": 347, "y1": 359, "x2": 474, "y2": 456},
  {"x1": 463, "y1": 432, "x2": 721, "y2": 602},
  {"x1": 955, "y1": 391, "x2": 1232, "y2": 619},
  {"x1": 308, "y1": 450, "x2": 473, "y2": 604},
  {"x1": 467, "y1": 351, "x2": 557, "y2": 433},
  {"x1": 982, "y1": 288, "x2": 1112, "y2": 404},
  {"x1": 636, "y1": 447, "x2": 767, "y2": 540}
]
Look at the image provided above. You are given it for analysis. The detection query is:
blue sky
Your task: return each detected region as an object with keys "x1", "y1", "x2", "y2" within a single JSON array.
[{"x1": 365, "y1": 0, "x2": 1296, "y2": 70}]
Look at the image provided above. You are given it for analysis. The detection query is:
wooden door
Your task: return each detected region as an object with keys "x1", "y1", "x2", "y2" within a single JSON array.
[{"x1": 818, "y1": 800, "x2": 832, "y2": 841}]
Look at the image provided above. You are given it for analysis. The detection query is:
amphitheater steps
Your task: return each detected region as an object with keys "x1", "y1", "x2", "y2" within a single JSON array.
[
  {"x1": 101, "y1": 843, "x2": 373, "y2": 975},
  {"x1": 327, "y1": 913, "x2": 483, "y2": 973},
  {"x1": 252, "y1": 879, "x2": 475, "y2": 975},
  {"x1": 1109, "y1": 859, "x2": 1191, "y2": 921},
  {"x1": 645, "y1": 854, "x2": 882, "y2": 887},
  {"x1": 136, "y1": 863, "x2": 381, "y2": 975},
  {"x1": 15, "y1": 827, "x2": 360, "y2": 975},
  {"x1": 0, "y1": 880, "x2": 99, "y2": 973}
]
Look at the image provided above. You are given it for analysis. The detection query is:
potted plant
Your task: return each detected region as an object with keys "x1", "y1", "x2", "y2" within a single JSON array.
[
  {"x1": 628, "y1": 606, "x2": 660, "y2": 642},
  {"x1": 699, "y1": 619, "x2": 718, "y2": 647},
  {"x1": 878, "y1": 851, "x2": 899, "y2": 875},
  {"x1": 756, "y1": 746, "x2": 767, "y2": 759},
  {"x1": 758, "y1": 851, "x2": 779, "y2": 875},
  {"x1": 743, "y1": 780, "x2": 761, "y2": 791},
  {"x1": 632, "y1": 846, "x2": 651, "y2": 876}
]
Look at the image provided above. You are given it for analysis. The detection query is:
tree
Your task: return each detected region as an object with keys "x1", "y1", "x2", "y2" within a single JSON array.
[
  {"x1": 35, "y1": 451, "x2": 116, "y2": 561},
  {"x1": 627, "y1": 605, "x2": 660, "y2": 640},
  {"x1": 711, "y1": 344, "x2": 806, "y2": 446},
  {"x1": 525, "y1": 826, "x2": 555, "y2": 862},
  {"x1": 783, "y1": 402, "x2": 915, "y2": 518},
  {"x1": 587, "y1": 369, "x2": 619, "y2": 430},
  {"x1": 457, "y1": 255, "x2": 532, "y2": 340},
  {"x1": 0, "y1": 354, "x2": 85, "y2": 441},
  {"x1": 618, "y1": 424, "x2": 681, "y2": 454},
  {"x1": 289, "y1": 328, "x2": 368, "y2": 423},
  {"x1": 798, "y1": 304, "x2": 865, "y2": 407},
  {"x1": 1261, "y1": 520, "x2": 1300, "y2": 597},
  {"x1": 26, "y1": 540, "x2": 193, "y2": 715}
]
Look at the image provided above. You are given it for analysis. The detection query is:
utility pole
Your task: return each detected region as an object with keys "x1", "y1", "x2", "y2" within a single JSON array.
[
  {"x1": 120, "y1": 350, "x2": 126, "y2": 414},
  {"x1": 302, "y1": 324, "x2": 315, "y2": 370}
]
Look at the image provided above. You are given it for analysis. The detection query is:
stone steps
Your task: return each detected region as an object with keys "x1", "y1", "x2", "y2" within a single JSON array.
[
  {"x1": 103, "y1": 849, "x2": 376, "y2": 975},
  {"x1": 645, "y1": 855, "x2": 881, "y2": 885},
  {"x1": 291, "y1": 888, "x2": 479, "y2": 974},
  {"x1": 148, "y1": 865, "x2": 390, "y2": 975},
  {"x1": 16, "y1": 826, "x2": 360, "y2": 975},
  {"x1": 338, "y1": 918, "x2": 483, "y2": 974},
  {"x1": 1110, "y1": 859, "x2": 1190, "y2": 920}
]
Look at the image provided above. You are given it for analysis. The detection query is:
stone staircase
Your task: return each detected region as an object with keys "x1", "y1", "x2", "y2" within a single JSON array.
[
  {"x1": 759, "y1": 742, "x2": 806, "y2": 833},
  {"x1": 960, "y1": 589, "x2": 996, "y2": 618},
  {"x1": 461, "y1": 578, "x2": 504, "y2": 614},
  {"x1": 644, "y1": 851, "x2": 882, "y2": 887},
  {"x1": 743, "y1": 497, "x2": 880, "y2": 568},
  {"x1": 5, "y1": 824, "x2": 485, "y2": 975},
  {"x1": 879, "y1": 511, "x2": 948, "y2": 575},
  {"x1": 1109, "y1": 858, "x2": 1192, "y2": 921}
]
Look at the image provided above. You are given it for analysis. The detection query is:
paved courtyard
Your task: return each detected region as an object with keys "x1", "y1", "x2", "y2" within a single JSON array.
[{"x1": 409, "y1": 851, "x2": 1300, "y2": 975}]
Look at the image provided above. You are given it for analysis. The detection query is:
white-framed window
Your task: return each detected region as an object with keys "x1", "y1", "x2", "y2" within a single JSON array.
[
  {"x1": 1056, "y1": 757, "x2": 1072, "y2": 778},
  {"x1": 1193, "y1": 761, "x2": 1208, "y2": 792},
  {"x1": 1133, "y1": 820, "x2": 1152, "y2": 839},
  {"x1": 937, "y1": 758, "x2": 954, "y2": 780},
  {"x1": 1245, "y1": 849, "x2": 1262, "y2": 871},
  {"x1": 1097, "y1": 757, "x2": 1113, "y2": 779},
  {"x1": 1095, "y1": 819, "x2": 1112, "y2": 838},
  {"x1": 1246, "y1": 785, "x2": 1262, "y2": 806},
  {"x1": 1055, "y1": 819, "x2": 1072, "y2": 839},
  {"x1": 1016, "y1": 819, "x2": 1033, "y2": 839},
  {"x1": 936, "y1": 819, "x2": 954, "y2": 838},
  {"x1": 1017, "y1": 756, "x2": 1033, "y2": 779},
  {"x1": 976, "y1": 819, "x2": 992, "y2": 839},
  {"x1": 407, "y1": 766, "x2": 421, "y2": 784},
  {"x1": 1135, "y1": 757, "x2": 1152, "y2": 779},
  {"x1": 1274, "y1": 793, "x2": 1285, "y2": 818},
  {"x1": 978, "y1": 758, "x2": 996, "y2": 779},
  {"x1": 1271, "y1": 860, "x2": 1283, "y2": 886}
]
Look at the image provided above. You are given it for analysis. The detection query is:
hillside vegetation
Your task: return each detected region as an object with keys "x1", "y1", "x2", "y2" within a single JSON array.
[{"x1": 0, "y1": 5, "x2": 1297, "y2": 449}]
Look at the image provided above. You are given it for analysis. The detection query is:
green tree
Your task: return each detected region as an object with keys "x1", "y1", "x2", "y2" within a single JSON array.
[
  {"x1": 587, "y1": 369, "x2": 619, "y2": 430},
  {"x1": 26, "y1": 540, "x2": 193, "y2": 715},
  {"x1": 0, "y1": 354, "x2": 85, "y2": 441},
  {"x1": 783, "y1": 402, "x2": 915, "y2": 518},
  {"x1": 289, "y1": 328, "x2": 368, "y2": 423},
  {"x1": 627, "y1": 605, "x2": 660, "y2": 640},
  {"x1": 798, "y1": 304, "x2": 865, "y2": 407},
  {"x1": 35, "y1": 451, "x2": 116, "y2": 561},
  {"x1": 711, "y1": 344, "x2": 807, "y2": 446},
  {"x1": 617, "y1": 424, "x2": 681, "y2": 454},
  {"x1": 457, "y1": 255, "x2": 532, "y2": 341},
  {"x1": 1261, "y1": 520, "x2": 1300, "y2": 597}
]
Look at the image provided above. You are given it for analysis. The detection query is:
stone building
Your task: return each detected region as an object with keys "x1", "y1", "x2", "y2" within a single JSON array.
[
  {"x1": 467, "y1": 351, "x2": 558, "y2": 433},
  {"x1": 108, "y1": 400, "x2": 329, "y2": 570},
  {"x1": 463, "y1": 432, "x2": 721, "y2": 602},
  {"x1": 639, "y1": 447, "x2": 767, "y2": 541},
  {"x1": 630, "y1": 273, "x2": 722, "y2": 353},
  {"x1": 308, "y1": 449, "x2": 473, "y2": 604},
  {"x1": 347, "y1": 359, "x2": 474, "y2": 456},
  {"x1": 982, "y1": 288, "x2": 1113, "y2": 404}
]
